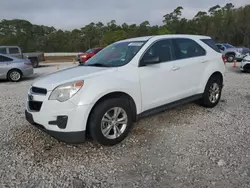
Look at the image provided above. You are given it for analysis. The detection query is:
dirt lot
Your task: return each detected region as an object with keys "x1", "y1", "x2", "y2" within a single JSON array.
[{"x1": 0, "y1": 62, "x2": 250, "y2": 188}]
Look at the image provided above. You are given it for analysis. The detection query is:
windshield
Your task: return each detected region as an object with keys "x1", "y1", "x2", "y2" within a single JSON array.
[
  {"x1": 83, "y1": 41, "x2": 146, "y2": 67},
  {"x1": 85, "y1": 49, "x2": 94, "y2": 53},
  {"x1": 224, "y1": 44, "x2": 235, "y2": 49}
]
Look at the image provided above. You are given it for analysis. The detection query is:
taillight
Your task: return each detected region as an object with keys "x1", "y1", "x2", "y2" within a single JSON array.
[
  {"x1": 222, "y1": 55, "x2": 226, "y2": 64},
  {"x1": 24, "y1": 62, "x2": 32, "y2": 66}
]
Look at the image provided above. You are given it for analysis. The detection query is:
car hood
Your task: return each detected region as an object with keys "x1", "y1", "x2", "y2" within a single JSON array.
[
  {"x1": 243, "y1": 55, "x2": 250, "y2": 61},
  {"x1": 32, "y1": 66, "x2": 116, "y2": 91}
]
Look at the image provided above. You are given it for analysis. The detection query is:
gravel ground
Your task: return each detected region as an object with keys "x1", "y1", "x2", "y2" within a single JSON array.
[{"x1": 0, "y1": 62, "x2": 250, "y2": 188}]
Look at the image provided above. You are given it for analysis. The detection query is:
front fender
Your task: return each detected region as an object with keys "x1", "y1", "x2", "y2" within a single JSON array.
[{"x1": 70, "y1": 70, "x2": 142, "y2": 114}]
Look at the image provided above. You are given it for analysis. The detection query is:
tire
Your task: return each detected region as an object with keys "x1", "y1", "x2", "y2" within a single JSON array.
[
  {"x1": 31, "y1": 58, "x2": 39, "y2": 68},
  {"x1": 226, "y1": 54, "x2": 235, "y2": 62},
  {"x1": 88, "y1": 97, "x2": 133, "y2": 146},
  {"x1": 7, "y1": 69, "x2": 22, "y2": 82},
  {"x1": 200, "y1": 76, "x2": 222, "y2": 108}
]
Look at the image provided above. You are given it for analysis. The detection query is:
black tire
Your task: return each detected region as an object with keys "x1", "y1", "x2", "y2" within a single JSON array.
[
  {"x1": 7, "y1": 69, "x2": 22, "y2": 82},
  {"x1": 200, "y1": 76, "x2": 223, "y2": 108},
  {"x1": 226, "y1": 54, "x2": 235, "y2": 62},
  {"x1": 31, "y1": 58, "x2": 39, "y2": 68},
  {"x1": 88, "y1": 97, "x2": 133, "y2": 146}
]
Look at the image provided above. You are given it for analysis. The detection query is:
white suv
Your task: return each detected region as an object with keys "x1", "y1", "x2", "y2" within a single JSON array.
[{"x1": 25, "y1": 35, "x2": 225, "y2": 146}]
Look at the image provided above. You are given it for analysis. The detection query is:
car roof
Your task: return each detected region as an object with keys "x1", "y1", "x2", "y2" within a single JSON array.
[
  {"x1": 118, "y1": 34, "x2": 211, "y2": 43},
  {"x1": 0, "y1": 45, "x2": 20, "y2": 48}
]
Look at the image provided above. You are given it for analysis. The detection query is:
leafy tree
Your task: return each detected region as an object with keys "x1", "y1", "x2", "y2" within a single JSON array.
[{"x1": 0, "y1": 3, "x2": 249, "y2": 52}]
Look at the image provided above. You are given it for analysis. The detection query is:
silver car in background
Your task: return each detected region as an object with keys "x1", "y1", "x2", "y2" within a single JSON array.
[{"x1": 0, "y1": 53, "x2": 34, "y2": 82}]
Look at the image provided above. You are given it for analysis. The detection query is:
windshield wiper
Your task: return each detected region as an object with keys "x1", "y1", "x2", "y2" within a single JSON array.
[{"x1": 84, "y1": 63, "x2": 111, "y2": 67}]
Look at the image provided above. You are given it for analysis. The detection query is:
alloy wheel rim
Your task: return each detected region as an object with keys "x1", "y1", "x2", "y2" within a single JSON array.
[
  {"x1": 209, "y1": 83, "x2": 220, "y2": 103},
  {"x1": 228, "y1": 56, "x2": 233, "y2": 62},
  {"x1": 101, "y1": 107, "x2": 128, "y2": 139},
  {"x1": 10, "y1": 71, "x2": 20, "y2": 81}
]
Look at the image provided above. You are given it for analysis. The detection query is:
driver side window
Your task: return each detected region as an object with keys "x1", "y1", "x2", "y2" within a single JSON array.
[{"x1": 142, "y1": 39, "x2": 175, "y2": 63}]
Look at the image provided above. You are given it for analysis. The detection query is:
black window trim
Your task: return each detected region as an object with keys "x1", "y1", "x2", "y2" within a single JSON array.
[{"x1": 138, "y1": 37, "x2": 207, "y2": 67}]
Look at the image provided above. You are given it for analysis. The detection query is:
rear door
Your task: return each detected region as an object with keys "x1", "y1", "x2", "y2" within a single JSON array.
[
  {"x1": 169, "y1": 38, "x2": 207, "y2": 99},
  {"x1": 0, "y1": 55, "x2": 13, "y2": 78},
  {"x1": 7, "y1": 47, "x2": 22, "y2": 58}
]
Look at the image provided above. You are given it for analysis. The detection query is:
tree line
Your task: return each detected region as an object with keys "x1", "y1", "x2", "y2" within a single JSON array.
[{"x1": 0, "y1": 3, "x2": 249, "y2": 53}]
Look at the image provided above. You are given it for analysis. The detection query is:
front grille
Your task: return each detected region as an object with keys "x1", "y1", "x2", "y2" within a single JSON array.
[
  {"x1": 31, "y1": 87, "x2": 47, "y2": 95},
  {"x1": 29, "y1": 101, "x2": 43, "y2": 112}
]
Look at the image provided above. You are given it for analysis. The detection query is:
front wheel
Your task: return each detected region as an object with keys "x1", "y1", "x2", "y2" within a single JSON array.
[
  {"x1": 88, "y1": 97, "x2": 133, "y2": 146},
  {"x1": 200, "y1": 77, "x2": 222, "y2": 108},
  {"x1": 226, "y1": 54, "x2": 235, "y2": 62}
]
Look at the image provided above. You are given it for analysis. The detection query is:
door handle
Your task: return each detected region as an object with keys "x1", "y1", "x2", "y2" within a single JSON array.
[
  {"x1": 201, "y1": 60, "x2": 209, "y2": 63},
  {"x1": 172, "y1": 66, "x2": 180, "y2": 71}
]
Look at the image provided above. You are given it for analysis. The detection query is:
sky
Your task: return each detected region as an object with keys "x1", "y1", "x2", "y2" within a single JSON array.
[{"x1": 0, "y1": 0, "x2": 249, "y2": 30}]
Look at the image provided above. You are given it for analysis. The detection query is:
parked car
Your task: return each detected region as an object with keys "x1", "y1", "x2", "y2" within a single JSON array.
[
  {"x1": 0, "y1": 46, "x2": 45, "y2": 68},
  {"x1": 25, "y1": 34, "x2": 225, "y2": 146},
  {"x1": 215, "y1": 43, "x2": 250, "y2": 62},
  {"x1": 241, "y1": 54, "x2": 250, "y2": 72},
  {"x1": 76, "y1": 47, "x2": 103, "y2": 64},
  {"x1": 0, "y1": 53, "x2": 34, "y2": 82}
]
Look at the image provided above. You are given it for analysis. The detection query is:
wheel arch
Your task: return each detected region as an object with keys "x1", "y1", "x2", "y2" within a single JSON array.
[
  {"x1": 225, "y1": 52, "x2": 236, "y2": 56},
  {"x1": 85, "y1": 91, "x2": 137, "y2": 137},
  {"x1": 7, "y1": 68, "x2": 23, "y2": 78},
  {"x1": 203, "y1": 71, "x2": 223, "y2": 92}
]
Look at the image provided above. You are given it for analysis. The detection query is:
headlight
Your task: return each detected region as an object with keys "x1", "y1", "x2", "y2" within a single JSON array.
[
  {"x1": 49, "y1": 81, "x2": 83, "y2": 102},
  {"x1": 81, "y1": 55, "x2": 87, "y2": 58}
]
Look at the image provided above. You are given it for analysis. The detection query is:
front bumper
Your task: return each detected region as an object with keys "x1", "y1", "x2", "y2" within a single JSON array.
[
  {"x1": 25, "y1": 110, "x2": 86, "y2": 143},
  {"x1": 25, "y1": 89, "x2": 92, "y2": 144},
  {"x1": 241, "y1": 62, "x2": 250, "y2": 72}
]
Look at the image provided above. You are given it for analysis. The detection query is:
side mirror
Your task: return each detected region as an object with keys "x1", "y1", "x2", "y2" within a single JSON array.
[{"x1": 140, "y1": 56, "x2": 161, "y2": 66}]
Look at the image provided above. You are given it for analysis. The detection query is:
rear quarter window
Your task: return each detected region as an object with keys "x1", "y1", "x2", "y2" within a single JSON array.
[{"x1": 201, "y1": 39, "x2": 221, "y2": 53}]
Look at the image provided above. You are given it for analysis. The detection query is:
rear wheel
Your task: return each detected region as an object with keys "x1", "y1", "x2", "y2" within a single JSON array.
[
  {"x1": 88, "y1": 97, "x2": 133, "y2": 146},
  {"x1": 200, "y1": 76, "x2": 222, "y2": 108},
  {"x1": 8, "y1": 69, "x2": 22, "y2": 82},
  {"x1": 30, "y1": 58, "x2": 39, "y2": 68}
]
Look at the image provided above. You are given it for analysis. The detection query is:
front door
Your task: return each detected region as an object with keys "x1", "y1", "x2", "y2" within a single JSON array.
[{"x1": 138, "y1": 39, "x2": 181, "y2": 111}]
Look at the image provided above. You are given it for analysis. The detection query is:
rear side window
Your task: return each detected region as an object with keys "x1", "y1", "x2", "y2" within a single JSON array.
[
  {"x1": 201, "y1": 39, "x2": 221, "y2": 53},
  {"x1": 0, "y1": 55, "x2": 13, "y2": 62},
  {"x1": 0, "y1": 48, "x2": 7, "y2": 54},
  {"x1": 173, "y1": 38, "x2": 206, "y2": 60},
  {"x1": 9, "y1": 47, "x2": 19, "y2": 54}
]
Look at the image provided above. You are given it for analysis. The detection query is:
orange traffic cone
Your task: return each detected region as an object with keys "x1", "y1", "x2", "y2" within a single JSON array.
[{"x1": 233, "y1": 60, "x2": 237, "y2": 68}]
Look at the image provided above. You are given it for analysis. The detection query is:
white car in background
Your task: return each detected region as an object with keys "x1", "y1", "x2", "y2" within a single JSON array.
[
  {"x1": 25, "y1": 34, "x2": 225, "y2": 146},
  {"x1": 241, "y1": 54, "x2": 250, "y2": 72}
]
